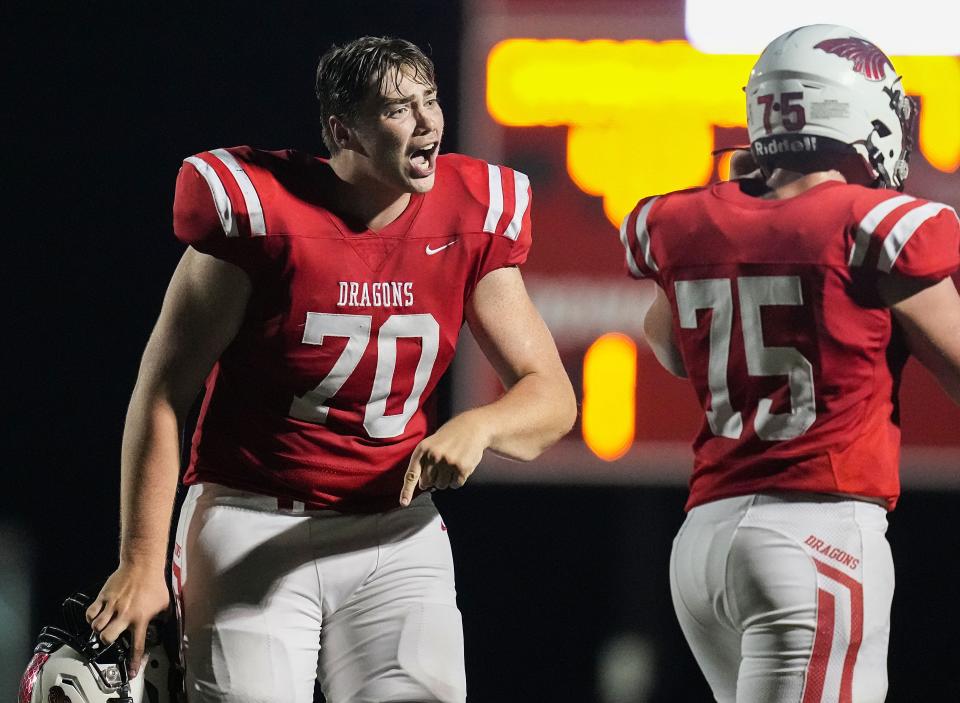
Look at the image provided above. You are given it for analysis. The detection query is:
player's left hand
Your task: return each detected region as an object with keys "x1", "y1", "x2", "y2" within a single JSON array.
[{"x1": 400, "y1": 412, "x2": 488, "y2": 506}]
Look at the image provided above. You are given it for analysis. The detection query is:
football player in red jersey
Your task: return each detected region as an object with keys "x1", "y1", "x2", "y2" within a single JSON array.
[
  {"x1": 620, "y1": 25, "x2": 960, "y2": 703},
  {"x1": 83, "y1": 36, "x2": 576, "y2": 703}
]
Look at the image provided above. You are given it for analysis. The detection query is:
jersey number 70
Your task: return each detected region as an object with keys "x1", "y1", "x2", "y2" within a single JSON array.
[
  {"x1": 675, "y1": 275, "x2": 816, "y2": 441},
  {"x1": 288, "y1": 313, "x2": 439, "y2": 439}
]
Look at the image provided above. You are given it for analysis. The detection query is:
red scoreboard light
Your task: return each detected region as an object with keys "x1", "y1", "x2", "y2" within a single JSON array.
[{"x1": 454, "y1": 0, "x2": 960, "y2": 486}]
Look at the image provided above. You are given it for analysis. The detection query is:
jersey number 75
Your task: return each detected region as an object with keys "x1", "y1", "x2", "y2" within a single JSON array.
[{"x1": 675, "y1": 275, "x2": 816, "y2": 441}]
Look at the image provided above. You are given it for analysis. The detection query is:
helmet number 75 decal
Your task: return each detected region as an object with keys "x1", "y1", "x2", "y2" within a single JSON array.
[{"x1": 757, "y1": 92, "x2": 807, "y2": 133}]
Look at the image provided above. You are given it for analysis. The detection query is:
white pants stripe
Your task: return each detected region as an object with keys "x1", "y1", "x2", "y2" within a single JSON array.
[
  {"x1": 670, "y1": 493, "x2": 893, "y2": 703},
  {"x1": 803, "y1": 558, "x2": 864, "y2": 702}
]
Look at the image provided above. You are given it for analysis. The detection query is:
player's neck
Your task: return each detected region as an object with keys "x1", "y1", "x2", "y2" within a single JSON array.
[
  {"x1": 328, "y1": 157, "x2": 411, "y2": 231},
  {"x1": 763, "y1": 169, "x2": 847, "y2": 200}
]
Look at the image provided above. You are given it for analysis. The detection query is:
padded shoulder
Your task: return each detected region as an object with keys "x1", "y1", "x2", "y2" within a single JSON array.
[
  {"x1": 179, "y1": 146, "x2": 269, "y2": 240},
  {"x1": 618, "y1": 193, "x2": 669, "y2": 280},
  {"x1": 433, "y1": 153, "x2": 531, "y2": 240},
  {"x1": 847, "y1": 186, "x2": 960, "y2": 278}
]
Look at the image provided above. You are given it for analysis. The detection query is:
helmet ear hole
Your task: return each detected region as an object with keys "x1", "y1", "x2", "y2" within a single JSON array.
[{"x1": 871, "y1": 120, "x2": 892, "y2": 138}]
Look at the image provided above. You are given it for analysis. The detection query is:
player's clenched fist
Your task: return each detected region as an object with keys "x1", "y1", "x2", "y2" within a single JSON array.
[
  {"x1": 400, "y1": 412, "x2": 488, "y2": 506},
  {"x1": 85, "y1": 564, "x2": 170, "y2": 677}
]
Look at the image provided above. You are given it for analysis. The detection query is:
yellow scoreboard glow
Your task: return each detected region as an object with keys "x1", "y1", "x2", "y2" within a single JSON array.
[
  {"x1": 582, "y1": 333, "x2": 637, "y2": 461},
  {"x1": 487, "y1": 39, "x2": 960, "y2": 228}
]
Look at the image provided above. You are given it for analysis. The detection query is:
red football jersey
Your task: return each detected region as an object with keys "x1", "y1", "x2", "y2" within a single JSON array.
[
  {"x1": 172, "y1": 147, "x2": 532, "y2": 512},
  {"x1": 620, "y1": 179, "x2": 960, "y2": 511}
]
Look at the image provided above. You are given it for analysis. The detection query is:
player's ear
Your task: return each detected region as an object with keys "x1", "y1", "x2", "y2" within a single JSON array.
[{"x1": 329, "y1": 115, "x2": 361, "y2": 153}]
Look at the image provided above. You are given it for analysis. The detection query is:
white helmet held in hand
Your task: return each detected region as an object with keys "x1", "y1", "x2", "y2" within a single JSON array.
[
  {"x1": 18, "y1": 592, "x2": 181, "y2": 703},
  {"x1": 746, "y1": 24, "x2": 917, "y2": 190}
]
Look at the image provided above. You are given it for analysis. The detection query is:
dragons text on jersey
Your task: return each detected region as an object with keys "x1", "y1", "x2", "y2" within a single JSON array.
[{"x1": 337, "y1": 281, "x2": 415, "y2": 308}]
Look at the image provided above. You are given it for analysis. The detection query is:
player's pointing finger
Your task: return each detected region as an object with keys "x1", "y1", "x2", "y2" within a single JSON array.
[
  {"x1": 128, "y1": 621, "x2": 147, "y2": 678},
  {"x1": 400, "y1": 446, "x2": 423, "y2": 507}
]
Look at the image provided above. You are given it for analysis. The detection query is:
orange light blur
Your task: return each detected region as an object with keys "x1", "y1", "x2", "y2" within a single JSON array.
[
  {"x1": 487, "y1": 39, "x2": 960, "y2": 226},
  {"x1": 717, "y1": 151, "x2": 734, "y2": 181},
  {"x1": 891, "y1": 56, "x2": 960, "y2": 173},
  {"x1": 582, "y1": 333, "x2": 637, "y2": 461}
]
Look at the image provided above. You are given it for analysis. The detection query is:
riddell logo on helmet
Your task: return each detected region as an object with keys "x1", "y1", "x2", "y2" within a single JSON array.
[
  {"x1": 753, "y1": 135, "x2": 818, "y2": 156},
  {"x1": 814, "y1": 37, "x2": 891, "y2": 81}
]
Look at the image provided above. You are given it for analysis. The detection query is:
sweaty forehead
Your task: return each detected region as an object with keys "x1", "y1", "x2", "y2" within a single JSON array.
[{"x1": 375, "y1": 66, "x2": 436, "y2": 101}]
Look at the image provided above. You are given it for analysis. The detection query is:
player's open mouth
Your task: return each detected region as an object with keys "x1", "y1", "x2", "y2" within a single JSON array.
[{"x1": 409, "y1": 142, "x2": 438, "y2": 177}]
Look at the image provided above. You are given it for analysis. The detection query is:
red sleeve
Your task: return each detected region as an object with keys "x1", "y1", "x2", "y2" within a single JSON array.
[
  {"x1": 172, "y1": 150, "x2": 266, "y2": 276},
  {"x1": 475, "y1": 165, "x2": 533, "y2": 281},
  {"x1": 173, "y1": 160, "x2": 226, "y2": 248},
  {"x1": 618, "y1": 195, "x2": 662, "y2": 282},
  {"x1": 850, "y1": 193, "x2": 960, "y2": 281},
  {"x1": 885, "y1": 205, "x2": 960, "y2": 280}
]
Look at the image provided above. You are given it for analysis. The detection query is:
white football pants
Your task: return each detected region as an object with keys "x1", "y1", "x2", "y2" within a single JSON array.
[
  {"x1": 171, "y1": 483, "x2": 466, "y2": 703},
  {"x1": 670, "y1": 493, "x2": 894, "y2": 703}
]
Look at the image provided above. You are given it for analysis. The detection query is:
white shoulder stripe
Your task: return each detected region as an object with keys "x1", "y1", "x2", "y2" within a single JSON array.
[
  {"x1": 483, "y1": 164, "x2": 504, "y2": 234},
  {"x1": 619, "y1": 213, "x2": 644, "y2": 278},
  {"x1": 849, "y1": 194, "x2": 914, "y2": 266},
  {"x1": 208, "y1": 148, "x2": 267, "y2": 237},
  {"x1": 504, "y1": 170, "x2": 530, "y2": 241},
  {"x1": 184, "y1": 156, "x2": 238, "y2": 238},
  {"x1": 635, "y1": 196, "x2": 660, "y2": 273},
  {"x1": 877, "y1": 202, "x2": 957, "y2": 273}
]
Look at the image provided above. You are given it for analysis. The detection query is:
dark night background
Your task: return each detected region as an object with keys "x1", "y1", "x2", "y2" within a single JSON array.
[{"x1": 7, "y1": 2, "x2": 960, "y2": 701}]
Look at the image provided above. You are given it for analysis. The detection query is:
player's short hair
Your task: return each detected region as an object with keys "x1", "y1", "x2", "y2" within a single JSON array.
[{"x1": 315, "y1": 36, "x2": 437, "y2": 153}]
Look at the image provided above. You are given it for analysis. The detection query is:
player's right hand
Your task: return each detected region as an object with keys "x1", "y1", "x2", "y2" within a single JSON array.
[
  {"x1": 729, "y1": 149, "x2": 760, "y2": 179},
  {"x1": 85, "y1": 564, "x2": 170, "y2": 678}
]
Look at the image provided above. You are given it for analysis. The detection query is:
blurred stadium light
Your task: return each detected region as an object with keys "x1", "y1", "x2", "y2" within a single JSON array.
[
  {"x1": 583, "y1": 333, "x2": 637, "y2": 461},
  {"x1": 685, "y1": 0, "x2": 960, "y2": 55},
  {"x1": 486, "y1": 39, "x2": 959, "y2": 225},
  {"x1": 596, "y1": 632, "x2": 657, "y2": 703}
]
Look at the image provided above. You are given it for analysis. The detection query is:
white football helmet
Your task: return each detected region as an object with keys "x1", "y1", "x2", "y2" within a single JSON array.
[
  {"x1": 746, "y1": 24, "x2": 917, "y2": 189},
  {"x1": 18, "y1": 593, "x2": 181, "y2": 703}
]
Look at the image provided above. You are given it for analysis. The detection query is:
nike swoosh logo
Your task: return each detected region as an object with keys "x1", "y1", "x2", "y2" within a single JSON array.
[{"x1": 425, "y1": 240, "x2": 458, "y2": 255}]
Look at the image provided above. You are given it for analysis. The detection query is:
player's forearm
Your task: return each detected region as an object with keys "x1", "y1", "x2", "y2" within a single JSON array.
[
  {"x1": 884, "y1": 277, "x2": 960, "y2": 405},
  {"x1": 648, "y1": 340, "x2": 687, "y2": 378},
  {"x1": 643, "y1": 285, "x2": 687, "y2": 378},
  {"x1": 467, "y1": 368, "x2": 576, "y2": 461},
  {"x1": 117, "y1": 388, "x2": 185, "y2": 572},
  {"x1": 902, "y1": 324, "x2": 960, "y2": 405},
  {"x1": 114, "y1": 249, "x2": 250, "y2": 570}
]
